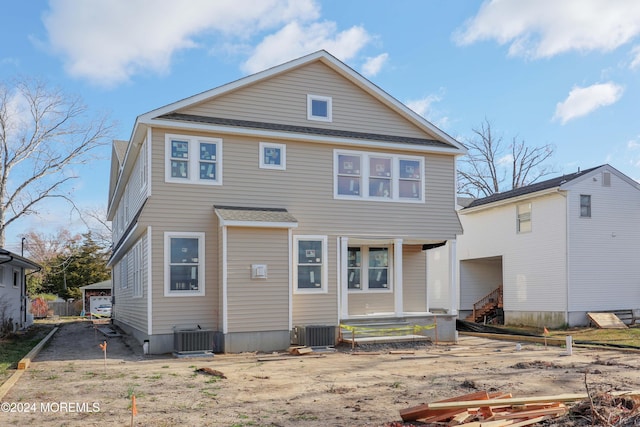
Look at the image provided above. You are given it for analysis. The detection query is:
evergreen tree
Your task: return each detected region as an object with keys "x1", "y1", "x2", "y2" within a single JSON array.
[{"x1": 47, "y1": 232, "x2": 110, "y2": 300}]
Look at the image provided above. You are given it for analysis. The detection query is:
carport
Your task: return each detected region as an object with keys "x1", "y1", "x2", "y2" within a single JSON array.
[{"x1": 459, "y1": 256, "x2": 503, "y2": 321}]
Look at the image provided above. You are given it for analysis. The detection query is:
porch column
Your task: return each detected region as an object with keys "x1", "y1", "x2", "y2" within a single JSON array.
[
  {"x1": 394, "y1": 239, "x2": 403, "y2": 317},
  {"x1": 339, "y1": 237, "x2": 349, "y2": 319},
  {"x1": 448, "y1": 240, "x2": 458, "y2": 315}
]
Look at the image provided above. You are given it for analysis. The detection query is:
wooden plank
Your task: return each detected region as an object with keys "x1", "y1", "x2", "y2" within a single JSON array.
[
  {"x1": 490, "y1": 405, "x2": 567, "y2": 420},
  {"x1": 587, "y1": 312, "x2": 628, "y2": 329},
  {"x1": 401, "y1": 390, "x2": 490, "y2": 421},
  {"x1": 18, "y1": 326, "x2": 59, "y2": 370},
  {"x1": 508, "y1": 416, "x2": 548, "y2": 427},
  {"x1": 426, "y1": 390, "x2": 640, "y2": 411}
]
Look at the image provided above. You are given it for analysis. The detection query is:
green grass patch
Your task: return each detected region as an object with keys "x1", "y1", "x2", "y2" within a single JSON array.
[{"x1": 0, "y1": 324, "x2": 54, "y2": 383}]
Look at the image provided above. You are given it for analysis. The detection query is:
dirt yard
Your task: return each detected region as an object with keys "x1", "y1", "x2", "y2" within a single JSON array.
[{"x1": 2, "y1": 320, "x2": 640, "y2": 426}]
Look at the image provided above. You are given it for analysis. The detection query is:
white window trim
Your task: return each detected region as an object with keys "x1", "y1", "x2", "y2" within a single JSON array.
[
  {"x1": 347, "y1": 246, "x2": 393, "y2": 293},
  {"x1": 120, "y1": 255, "x2": 128, "y2": 289},
  {"x1": 139, "y1": 138, "x2": 148, "y2": 193},
  {"x1": 164, "y1": 231, "x2": 205, "y2": 297},
  {"x1": 132, "y1": 240, "x2": 143, "y2": 298},
  {"x1": 13, "y1": 269, "x2": 20, "y2": 288},
  {"x1": 259, "y1": 142, "x2": 286, "y2": 170},
  {"x1": 307, "y1": 94, "x2": 332, "y2": 122},
  {"x1": 165, "y1": 134, "x2": 223, "y2": 185},
  {"x1": 293, "y1": 235, "x2": 328, "y2": 294},
  {"x1": 333, "y1": 149, "x2": 425, "y2": 203}
]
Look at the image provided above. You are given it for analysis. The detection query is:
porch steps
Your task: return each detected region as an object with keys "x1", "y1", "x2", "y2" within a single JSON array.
[{"x1": 339, "y1": 319, "x2": 434, "y2": 348}]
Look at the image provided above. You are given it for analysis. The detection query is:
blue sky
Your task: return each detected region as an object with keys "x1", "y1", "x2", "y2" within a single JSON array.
[{"x1": 1, "y1": 0, "x2": 640, "y2": 251}]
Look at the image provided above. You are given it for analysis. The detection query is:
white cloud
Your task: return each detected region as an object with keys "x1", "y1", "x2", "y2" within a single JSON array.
[
  {"x1": 43, "y1": 0, "x2": 320, "y2": 87},
  {"x1": 241, "y1": 21, "x2": 370, "y2": 74},
  {"x1": 631, "y1": 45, "x2": 640, "y2": 70},
  {"x1": 553, "y1": 82, "x2": 624, "y2": 124},
  {"x1": 405, "y1": 93, "x2": 450, "y2": 130},
  {"x1": 362, "y1": 53, "x2": 388, "y2": 77},
  {"x1": 454, "y1": 0, "x2": 640, "y2": 59}
]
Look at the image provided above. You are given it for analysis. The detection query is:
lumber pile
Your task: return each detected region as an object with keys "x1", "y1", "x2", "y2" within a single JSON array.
[{"x1": 399, "y1": 389, "x2": 640, "y2": 426}]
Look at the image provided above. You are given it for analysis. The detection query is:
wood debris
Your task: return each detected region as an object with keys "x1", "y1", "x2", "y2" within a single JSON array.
[
  {"x1": 287, "y1": 346, "x2": 314, "y2": 355},
  {"x1": 399, "y1": 389, "x2": 640, "y2": 426},
  {"x1": 195, "y1": 367, "x2": 226, "y2": 378}
]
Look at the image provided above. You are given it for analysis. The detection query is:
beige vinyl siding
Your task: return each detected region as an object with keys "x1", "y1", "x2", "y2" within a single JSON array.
[
  {"x1": 226, "y1": 228, "x2": 289, "y2": 332},
  {"x1": 402, "y1": 245, "x2": 427, "y2": 312},
  {"x1": 348, "y1": 291, "x2": 394, "y2": 315},
  {"x1": 150, "y1": 128, "x2": 460, "y2": 239},
  {"x1": 179, "y1": 61, "x2": 437, "y2": 141},
  {"x1": 292, "y1": 238, "x2": 337, "y2": 326},
  {"x1": 142, "y1": 109, "x2": 460, "y2": 330},
  {"x1": 113, "y1": 233, "x2": 148, "y2": 332},
  {"x1": 113, "y1": 139, "x2": 149, "y2": 244}
]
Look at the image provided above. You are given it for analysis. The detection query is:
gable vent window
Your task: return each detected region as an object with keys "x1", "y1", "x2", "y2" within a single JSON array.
[
  {"x1": 602, "y1": 172, "x2": 611, "y2": 187},
  {"x1": 307, "y1": 94, "x2": 332, "y2": 122}
]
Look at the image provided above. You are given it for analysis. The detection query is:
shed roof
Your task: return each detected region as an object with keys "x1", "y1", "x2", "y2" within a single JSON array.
[{"x1": 214, "y1": 206, "x2": 298, "y2": 228}]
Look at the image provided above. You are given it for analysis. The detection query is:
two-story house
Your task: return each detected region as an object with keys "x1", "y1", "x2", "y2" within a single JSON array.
[
  {"x1": 107, "y1": 50, "x2": 465, "y2": 354},
  {"x1": 457, "y1": 164, "x2": 640, "y2": 327}
]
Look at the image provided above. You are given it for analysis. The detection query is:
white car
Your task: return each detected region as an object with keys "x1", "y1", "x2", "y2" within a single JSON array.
[{"x1": 94, "y1": 304, "x2": 112, "y2": 317}]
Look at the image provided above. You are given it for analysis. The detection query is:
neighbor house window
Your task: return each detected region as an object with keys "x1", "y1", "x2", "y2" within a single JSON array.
[
  {"x1": 294, "y1": 236, "x2": 327, "y2": 293},
  {"x1": 517, "y1": 203, "x2": 532, "y2": 233},
  {"x1": 164, "y1": 232, "x2": 205, "y2": 296},
  {"x1": 334, "y1": 150, "x2": 424, "y2": 202},
  {"x1": 307, "y1": 94, "x2": 332, "y2": 122},
  {"x1": 259, "y1": 142, "x2": 286, "y2": 170},
  {"x1": 580, "y1": 194, "x2": 591, "y2": 218},
  {"x1": 0, "y1": 266, "x2": 4, "y2": 287},
  {"x1": 165, "y1": 134, "x2": 222, "y2": 185},
  {"x1": 348, "y1": 246, "x2": 392, "y2": 292},
  {"x1": 13, "y1": 270, "x2": 19, "y2": 288}
]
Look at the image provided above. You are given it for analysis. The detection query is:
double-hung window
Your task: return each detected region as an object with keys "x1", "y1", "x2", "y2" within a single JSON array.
[
  {"x1": 517, "y1": 203, "x2": 532, "y2": 233},
  {"x1": 164, "y1": 232, "x2": 205, "y2": 296},
  {"x1": 294, "y1": 236, "x2": 327, "y2": 293},
  {"x1": 580, "y1": 195, "x2": 591, "y2": 218},
  {"x1": 348, "y1": 246, "x2": 391, "y2": 292},
  {"x1": 166, "y1": 134, "x2": 222, "y2": 185},
  {"x1": 334, "y1": 150, "x2": 424, "y2": 202}
]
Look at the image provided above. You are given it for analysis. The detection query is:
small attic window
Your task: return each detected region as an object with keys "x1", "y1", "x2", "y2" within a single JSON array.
[{"x1": 307, "y1": 94, "x2": 332, "y2": 122}]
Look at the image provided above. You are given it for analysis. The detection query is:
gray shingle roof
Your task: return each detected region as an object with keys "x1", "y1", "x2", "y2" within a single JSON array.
[
  {"x1": 214, "y1": 206, "x2": 298, "y2": 224},
  {"x1": 465, "y1": 165, "x2": 603, "y2": 209},
  {"x1": 159, "y1": 113, "x2": 453, "y2": 148}
]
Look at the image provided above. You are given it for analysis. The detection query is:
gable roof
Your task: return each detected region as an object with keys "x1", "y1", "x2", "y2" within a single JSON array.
[
  {"x1": 110, "y1": 50, "x2": 466, "y2": 219},
  {"x1": 135, "y1": 50, "x2": 465, "y2": 152},
  {"x1": 463, "y1": 164, "x2": 636, "y2": 211}
]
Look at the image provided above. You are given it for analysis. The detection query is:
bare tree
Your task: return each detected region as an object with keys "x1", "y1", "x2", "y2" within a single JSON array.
[
  {"x1": 0, "y1": 77, "x2": 113, "y2": 246},
  {"x1": 457, "y1": 119, "x2": 556, "y2": 198},
  {"x1": 79, "y1": 205, "x2": 112, "y2": 250}
]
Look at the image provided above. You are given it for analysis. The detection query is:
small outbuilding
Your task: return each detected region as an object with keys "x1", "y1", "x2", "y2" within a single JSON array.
[{"x1": 79, "y1": 280, "x2": 112, "y2": 315}]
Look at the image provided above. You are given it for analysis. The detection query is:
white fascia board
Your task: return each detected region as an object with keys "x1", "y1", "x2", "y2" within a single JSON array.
[
  {"x1": 459, "y1": 188, "x2": 560, "y2": 214},
  {"x1": 107, "y1": 223, "x2": 139, "y2": 266},
  {"x1": 218, "y1": 220, "x2": 298, "y2": 229},
  {"x1": 143, "y1": 117, "x2": 462, "y2": 156}
]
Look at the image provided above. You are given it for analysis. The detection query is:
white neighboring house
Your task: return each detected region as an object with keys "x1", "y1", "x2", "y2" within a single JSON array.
[
  {"x1": 0, "y1": 249, "x2": 41, "y2": 332},
  {"x1": 456, "y1": 164, "x2": 640, "y2": 327}
]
